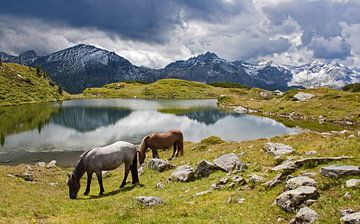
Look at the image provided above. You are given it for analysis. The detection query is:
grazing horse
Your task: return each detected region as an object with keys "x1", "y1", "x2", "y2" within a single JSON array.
[
  {"x1": 67, "y1": 141, "x2": 139, "y2": 199},
  {"x1": 138, "y1": 129, "x2": 183, "y2": 164}
]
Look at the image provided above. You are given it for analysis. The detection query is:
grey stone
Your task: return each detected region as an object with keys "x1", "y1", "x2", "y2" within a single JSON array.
[
  {"x1": 231, "y1": 175, "x2": 246, "y2": 185},
  {"x1": 194, "y1": 190, "x2": 212, "y2": 196},
  {"x1": 135, "y1": 196, "x2": 164, "y2": 207},
  {"x1": 340, "y1": 211, "x2": 360, "y2": 224},
  {"x1": 272, "y1": 156, "x2": 353, "y2": 172},
  {"x1": 248, "y1": 174, "x2": 265, "y2": 183},
  {"x1": 234, "y1": 106, "x2": 249, "y2": 114},
  {"x1": 293, "y1": 92, "x2": 315, "y2": 101},
  {"x1": 260, "y1": 91, "x2": 273, "y2": 99},
  {"x1": 46, "y1": 160, "x2": 57, "y2": 168},
  {"x1": 170, "y1": 165, "x2": 194, "y2": 182},
  {"x1": 305, "y1": 150, "x2": 318, "y2": 155},
  {"x1": 346, "y1": 179, "x2": 360, "y2": 188},
  {"x1": 264, "y1": 142, "x2": 295, "y2": 156},
  {"x1": 320, "y1": 165, "x2": 360, "y2": 178},
  {"x1": 213, "y1": 153, "x2": 247, "y2": 172},
  {"x1": 15, "y1": 172, "x2": 34, "y2": 182},
  {"x1": 156, "y1": 182, "x2": 165, "y2": 189},
  {"x1": 274, "y1": 90, "x2": 284, "y2": 96},
  {"x1": 147, "y1": 158, "x2": 175, "y2": 172},
  {"x1": 290, "y1": 207, "x2": 318, "y2": 224},
  {"x1": 38, "y1": 162, "x2": 46, "y2": 167},
  {"x1": 194, "y1": 160, "x2": 218, "y2": 178},
  {"x1": 286, "y1": 176, "x2": 317, "y2": 190},
  {"x1": 275, "y1": 186, "x2": 319, "y2": 212},
  {"x1": 263, "y1": 173, "x2": 287, "y2": 189}
]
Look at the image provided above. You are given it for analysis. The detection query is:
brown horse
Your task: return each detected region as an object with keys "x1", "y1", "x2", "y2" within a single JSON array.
[{"x1": 138, "y1": 129, "x2": 183, "y2": 164}]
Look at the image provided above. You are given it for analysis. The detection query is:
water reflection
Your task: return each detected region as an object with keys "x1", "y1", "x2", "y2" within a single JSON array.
[{"x1": 0, "y1": 99, "x2": 299, "y2": 152}]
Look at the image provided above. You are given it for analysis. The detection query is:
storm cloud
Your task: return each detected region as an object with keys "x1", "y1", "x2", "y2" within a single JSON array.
[{"x1": 1, "y1": 0, "x2": 360, "y2": 68}]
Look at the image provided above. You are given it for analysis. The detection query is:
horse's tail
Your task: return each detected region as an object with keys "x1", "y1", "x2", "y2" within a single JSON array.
[
  {"x1": 130, "y1": 150, "x2": 139, "y2": 184},
  {"x1": 178, "y1": 132, "x2": 184, "y2": 156}
]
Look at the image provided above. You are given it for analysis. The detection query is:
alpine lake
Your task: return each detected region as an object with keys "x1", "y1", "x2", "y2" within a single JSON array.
[{"x1": 0, "y1": 98, "x2": 300, "y2": 166}]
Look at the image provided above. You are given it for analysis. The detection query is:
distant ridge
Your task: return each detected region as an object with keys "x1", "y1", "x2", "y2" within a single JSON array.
[{"x1": 1, "y1": 44, "x2": 359, "y2": 93}]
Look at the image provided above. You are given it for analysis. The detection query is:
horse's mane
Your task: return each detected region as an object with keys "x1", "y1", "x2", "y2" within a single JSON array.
[
  {"x1": 73, "y1": 149, "x2": 92, "y2": 180},
  {"x1": 139, "y1": 135, "x2": 149, "y2": 153}
]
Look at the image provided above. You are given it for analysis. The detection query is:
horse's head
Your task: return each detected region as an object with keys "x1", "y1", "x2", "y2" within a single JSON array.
[
  {"x1": 138, "y1": 135, "x2": 150, "y2": 165},
  {"x1": 67, "y1": 173, "x2": 80, "y2": 199}
]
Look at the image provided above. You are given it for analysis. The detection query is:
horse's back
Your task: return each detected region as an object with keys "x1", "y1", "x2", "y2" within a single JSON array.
[{"x1": 85, "y1": 141, "x2": 136, "y2": 171}]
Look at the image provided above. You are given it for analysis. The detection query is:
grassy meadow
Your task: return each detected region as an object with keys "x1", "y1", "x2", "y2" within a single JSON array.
[{"x1": 0, "y1": 132, "x2": 359, "y2": 223}]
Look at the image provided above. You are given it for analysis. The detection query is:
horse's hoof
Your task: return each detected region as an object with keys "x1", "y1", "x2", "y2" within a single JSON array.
[
  {"x1": 83, "y1": 192, "x2": 89, "y2": 196},
  {"x1": 120, "y1": 184, "x2": 125, "y2": 188}
]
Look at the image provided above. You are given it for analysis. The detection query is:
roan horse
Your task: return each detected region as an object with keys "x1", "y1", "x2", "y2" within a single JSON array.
[
  {"x1": 138, "y1": 129, "x2": 183, "y2": 164},
  {"x1": 67, "y1": 141, "x2": 139, "y2": 199}
]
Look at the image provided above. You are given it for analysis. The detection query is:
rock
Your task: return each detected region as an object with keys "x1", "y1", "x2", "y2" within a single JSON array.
[
  {"x1": 231, "y1": 175, "x2": 246, "y2": 185},
  {"x1": 272, "y1": 156, "x2": 353, "y2": 172},
  {"x1": 346, "y1": 179, "x2": 360, "y2": 188},
  {"x1": 290, "y1": 207, "x2": 318, "y2": 224},
  {"x1": 304, "y1": 199, "x2": 317, "y2": 206},
  {"x1": 135, "y1": 196, "x2": 164, "y2": 207},
  {"x1": 14, "y1": 172, "x2": 34, "y2": 182},
  {"x1": 293, "y1": 92, "x2": 315, "y2": 102},
  {"x1": 348, "y1": 135, "x2": 355, "y2": 139},
  {"x1": 286, "y1": 176, "x2": 317, "y2": 190},
  {"x1": 194, "y1": 190, "x2": 212, "y2": 196},
  {"x1": 305, "y1": 150, "x2": 317, "y2": 155},
  {"x1": 340, "y1": 211, "x2": 360, "y2": 223},
  {"x1": 264, "y1": 142, "x2": 295, "y2": 156},
  {"x1": 357, "y1": 131, "x2": 360, "y2": 137},
  {"x1": 274, "y1": 90, "x2": 284, "y2": 96},
  {"x1": 156, "y1": 182, "x2": 165, "y2": 189},
  {"x1": 275, "y1": 186, "x2": 319, "y2": 212},
  {"x1": 320, "y1": 165, "x2": 360, "y2": 178},
  {"x1": 260, "y1": 91, "x2": 273, "y2": 99},
  {"x1": 263, "y1": 172, "x2": 288, "y2": 189},
  {"x1": 227, "y1": 197, "x2": 245, "y2": 204},
  {"x1": 147, "y1": 158, "x2": 175, "y2": 172},
  {"x1": 49, "y1": 182, "x2": 58, "y2": 186},
  {"x1": 213, "y1": 153, "x2": 247, "y2": 172},
  {"x1": 344, "y1": 192, "x2": 351, "y2": 199},
  {"x1": 38, "y1": 162, "x2": 46, "y2": 167},
  {"x1": 138, "y1": 163, "x2": 146, "y2": 176},
  {"x1": 234, "y1": 106, "x2": 249, "y2": 114},
  {"x1": 340, "y1": 209, "x2": 356, "y2": 217},
  {"x1": 248, "y1": 174, "x2": 265, "y2": 183},
  {"x1": 194, "y1": 160, "x2": 218, "y2": 178},
  {"x1": 169, "y1": 165, "x2": 194, "y2": 182},
  {"x1": 46, "y1": 160, "x2": 57, "y2": 168}
]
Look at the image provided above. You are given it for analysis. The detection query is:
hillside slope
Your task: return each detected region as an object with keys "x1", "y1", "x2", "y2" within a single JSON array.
[{"x1": 0, "y1": 63, "x2": 63, "y2": 106}]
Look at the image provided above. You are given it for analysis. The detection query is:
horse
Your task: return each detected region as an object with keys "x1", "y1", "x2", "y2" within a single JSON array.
[
  {"x1": 138, "y1": 129, "x2": 183, "y2": 164},
  {"x1": 67, "y1": 141, "x2": 139, "y2": 199}
]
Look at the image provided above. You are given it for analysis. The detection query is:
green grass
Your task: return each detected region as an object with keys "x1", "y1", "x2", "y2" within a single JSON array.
[
  {"x1": 0, "y1": 63, "x2": 63, "y2": 106},
  {"x1": 0, "y1": 132, "x2": 359, "y2": 223},
  {"x1": 209, "y1": 82, "x2": 249, "y2": 89},
  {"x1": 343, "y1": 83, "x2": 360, "y2": 92},
  {"x1": 83, "y1": 79, "x2": 221, "y2": 99},
  {"x1": 217, "y1": 87, "x2": 360, "y2": 127}
]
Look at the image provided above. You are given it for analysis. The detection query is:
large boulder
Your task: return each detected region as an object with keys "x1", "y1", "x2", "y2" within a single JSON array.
[
  {"x1": 147, "y1": 158, "x2": 175, "y2": 172},
  {"x1": 290, "y1": 207, "x2": 318, "y2": 224},
  {"x1": 135, "y1": 196, "x2": 164, "y2": 207},
  {"x1": 293, "y1": 92, "x2": 315, "y2": 101},
  {"x1": 194, "y1": 160, "x2": 218, "y2": 178},
  {"x1": 286, "y1": 176, "x2": 317, "y2": 190},
  {"x1": 213, "y1": 153, "x2": 247, "y2": 172},
  {"x1": 320, "y1": 165, "x2": 360, "y2": 178},
  {"x1": 169, "y1": 165, "x2": 194, "y2": 182},
  {"x1": 276, "y1": 186, "x2": 319, "y2": 212},
  {"x1": 264, "y1": 142, "x2": 295, "y2": 156},
  {"x1": 340, "y1": 211, "x2": 360, "y2": 224}
]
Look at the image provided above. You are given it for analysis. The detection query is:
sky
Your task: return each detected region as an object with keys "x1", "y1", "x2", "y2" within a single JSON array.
[{"x1": 1, "y1": 0, "x2": 360, "y2": 68}]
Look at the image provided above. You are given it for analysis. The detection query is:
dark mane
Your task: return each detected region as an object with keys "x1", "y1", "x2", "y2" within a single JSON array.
[{"x1": 73, "y1": 149, "x2": 92, "y2": 181}]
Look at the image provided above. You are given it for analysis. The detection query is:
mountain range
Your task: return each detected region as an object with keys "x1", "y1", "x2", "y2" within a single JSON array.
[{"x1": 1, "y1": 44, "x2": 359, "y2": 93}]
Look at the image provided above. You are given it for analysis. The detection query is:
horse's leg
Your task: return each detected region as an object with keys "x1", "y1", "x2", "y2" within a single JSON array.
[
  {"x1": 120, "y1": 162, "x2": 131, "y2": 188},
  {"x1": 170, "y1": 143, "x2": 176, "y2": 160},
  {"x1": 175, "y1": 142, "x2": 180, "y2": 157},
  {"x1": 96, "y1": 172, "x2": 104, "y2": 195},
  {"x1": 152, "y1": 149, "x2": 160, "y2": 159},
  {"x1": 83, "y1": 171, "x2": 93, "y2": 195}
]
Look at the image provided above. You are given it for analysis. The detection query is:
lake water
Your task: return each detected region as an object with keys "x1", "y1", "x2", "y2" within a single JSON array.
[{"x1": 0, "y1": 99, "x2": 299, "y2": 165}]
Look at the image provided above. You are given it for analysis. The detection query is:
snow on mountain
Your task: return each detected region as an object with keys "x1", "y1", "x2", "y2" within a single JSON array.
[
  {"x1": 1, "y1": 44, "x2": 359, "y2": 93},
  {"x1": 288, "y1": 60, "x2": 360, "y2": 89}
]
